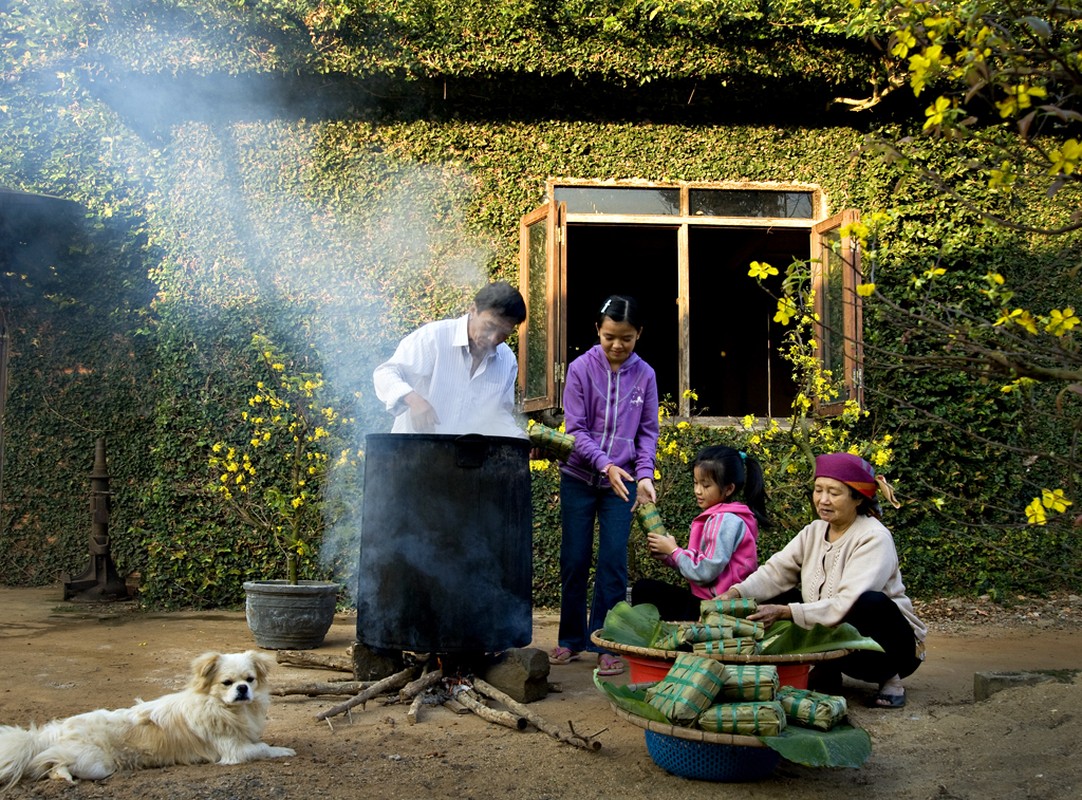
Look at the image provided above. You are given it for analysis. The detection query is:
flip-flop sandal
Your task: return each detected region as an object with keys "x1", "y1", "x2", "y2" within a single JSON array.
[
  {"x1": 866, "y1": 691, "x2": 906, "y2": 708},
  {"x1": 597, "y1": 654, "x2": 625, "y2": 676},
  {"x1": 548, "y1": 646, "x2": 580, "y2": 665}
]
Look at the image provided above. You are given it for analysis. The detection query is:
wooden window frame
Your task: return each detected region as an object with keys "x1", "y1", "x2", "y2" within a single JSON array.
[
  {"x1": 518, "y1": 179, "x2": 863, "y2": 421},
  {"x1": 811, "y1": 210, "x2": 864, "y2": 416}
]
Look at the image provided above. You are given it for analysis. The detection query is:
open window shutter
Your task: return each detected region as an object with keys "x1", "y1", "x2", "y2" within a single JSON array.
[
  {"x1": 810, "y1": 209, "x2": 864, "y2": 416},
  {"x1": 518, "y1": 202, "x2": 566, "y2": 412}
]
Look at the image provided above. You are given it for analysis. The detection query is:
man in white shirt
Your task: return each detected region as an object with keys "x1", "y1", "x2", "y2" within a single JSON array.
[{"x1": 373, "y1": 281, "x2": 528, "y2": 437}]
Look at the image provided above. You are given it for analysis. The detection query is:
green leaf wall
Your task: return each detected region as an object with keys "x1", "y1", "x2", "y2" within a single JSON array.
[{"x1": 0, "y1": 0, "x2": 1077, "y2": 607}]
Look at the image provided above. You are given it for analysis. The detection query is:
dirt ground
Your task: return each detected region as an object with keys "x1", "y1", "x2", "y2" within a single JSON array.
[{"x1": 1, "y1": 586, "x2": 1081, "y2": 800}]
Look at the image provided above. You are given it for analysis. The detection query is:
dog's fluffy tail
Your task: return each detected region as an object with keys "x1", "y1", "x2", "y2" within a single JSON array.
[{"x1": 0, "y1": 724, "x2": 43, "y2": 790}]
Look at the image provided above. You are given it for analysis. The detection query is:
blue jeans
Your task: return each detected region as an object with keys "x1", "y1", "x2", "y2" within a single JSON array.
[{"x1": 557, "y1": 473, "x2": 634, "y2": 653}]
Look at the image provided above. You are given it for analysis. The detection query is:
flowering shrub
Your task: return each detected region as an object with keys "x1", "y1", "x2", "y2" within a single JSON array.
[{"x1": 208, "y1": 334, "x2": 358, "y2": 584}]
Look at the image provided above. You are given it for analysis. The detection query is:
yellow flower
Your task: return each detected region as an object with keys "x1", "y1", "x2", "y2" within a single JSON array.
[
  {"x1": 748, "y1": 261, "x2": 779, "y2": 280},
  {"x1": 742, "y1": 414, "x2": 755, "y2": 430},
  {"x1": 922, "y1": 96, "x2": 952, "y2": 130},
  {"x1": 774, "y1": 297, "x2": 797, "y2": 325},
  {"x1": 908, "y1": 45, "x2": 948, "y2": 96},
  {"x1": 996, "y1": 83, "x2": 1047, "y2": 118},
  {"x1": 856, "y1": 283, "x2": 876, "y2": 297},
  {"x1": 1046, "y1": 308, "x2": 1079, "y2": 336},
  {"x1": 1048, "y1": 139, "x2": 1082, "y2": 176},
  {"x1": 1041, "y1": 489, "x2": 1073, "y2": 513},
  {"x1": 1024, "y1": 498, "x2": 1047, "y2": 525},
  {"x1": 994, "y1": 308, "x2": 1038, "y2": 334},
  {"x1": 891, "y1": 28, "x2": 916, "y2": 58}
]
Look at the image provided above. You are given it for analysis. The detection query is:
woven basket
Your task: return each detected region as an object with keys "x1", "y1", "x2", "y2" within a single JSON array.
[
  {"x1": 592, "y1": 630, "x2": 848, "y2": 688},
  {"x1": 611, "y1": 705, "x2": 780, "y2": 782},
  {"x1": 591, "y1": 630, "x2": 848, "y2": 666}
]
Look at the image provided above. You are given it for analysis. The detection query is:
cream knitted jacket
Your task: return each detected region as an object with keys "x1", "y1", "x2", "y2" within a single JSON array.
[{"x1": 731, "y1": 515, "x2": 926, "y2": 641}]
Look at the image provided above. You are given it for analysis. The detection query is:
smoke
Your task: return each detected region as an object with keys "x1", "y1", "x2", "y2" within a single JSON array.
[
  {"x1": 15, "y1": 1, "x2": 502, "y2": 598},
  {"x1": 7, "y1": 1, "x2": 530, "y2": 608}
]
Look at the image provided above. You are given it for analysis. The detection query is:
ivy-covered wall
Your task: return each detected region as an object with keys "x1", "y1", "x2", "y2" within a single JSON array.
[{"x1": 0, "y1": 1, "x2": 1077, "y2": 607}]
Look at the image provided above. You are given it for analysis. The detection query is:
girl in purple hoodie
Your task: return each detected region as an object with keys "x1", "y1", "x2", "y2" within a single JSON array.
[
  {"x1": 548, "y1": 296, "x2": 659, "y2": 676},
  {"x1": 631, "y1": 445, "x2": 767, "y2": 621}
]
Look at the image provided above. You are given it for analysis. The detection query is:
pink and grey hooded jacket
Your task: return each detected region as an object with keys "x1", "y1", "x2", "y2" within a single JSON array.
[{"x1": 665, "y1": 501, "x2": 760, "y2": 600}]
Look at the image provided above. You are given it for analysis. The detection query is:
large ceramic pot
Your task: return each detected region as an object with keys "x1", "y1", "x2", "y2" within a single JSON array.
[
  {"x1": 243, "y1": 579, "x2": 339, "y2": 650},
  {"x1": 357, "y1": 433, "x2": 532, "y2": 654}
]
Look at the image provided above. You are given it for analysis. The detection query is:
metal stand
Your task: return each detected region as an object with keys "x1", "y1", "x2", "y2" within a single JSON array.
[{"x1": 61, "y1": 438, "x2": 130, "y2": 602}]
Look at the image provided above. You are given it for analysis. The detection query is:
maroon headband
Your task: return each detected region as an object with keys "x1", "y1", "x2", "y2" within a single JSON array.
[{"x1": 814, "y1": 452, "x2": 877, "y2": 498}]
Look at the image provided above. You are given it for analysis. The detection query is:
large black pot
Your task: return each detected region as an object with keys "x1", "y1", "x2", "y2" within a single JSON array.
[{"x1": 357, "y1": 433, "x2": 533, "y2": 653}]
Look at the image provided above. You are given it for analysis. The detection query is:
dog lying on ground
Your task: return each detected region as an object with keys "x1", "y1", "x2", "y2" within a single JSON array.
[{"x1": 0, "y1": 650, "x2": 295, "y2": 788}]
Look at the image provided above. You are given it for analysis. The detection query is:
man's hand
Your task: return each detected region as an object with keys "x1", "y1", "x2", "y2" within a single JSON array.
[{"x1": 404, "y1": 392, "x2": 439, "y2": 432}]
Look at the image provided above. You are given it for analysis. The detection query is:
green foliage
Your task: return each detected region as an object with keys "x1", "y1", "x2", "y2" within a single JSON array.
[{"x1": 0, "y1": 0, "x2": 1078, "y2": 608}]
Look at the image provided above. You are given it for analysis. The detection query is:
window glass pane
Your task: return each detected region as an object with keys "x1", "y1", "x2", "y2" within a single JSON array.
[
  {"x1": 554, "y1": 186, "x2": 680, "y2": 215},
  {"x1": 821, "y1": 230, "x2": 847, "y2": 380},
  {"x1": 525, "y1": 217, "x2": 549, "y2": 401},
  {"x1": 690, "y1": 189, "x2": 814, "y2": 219}
]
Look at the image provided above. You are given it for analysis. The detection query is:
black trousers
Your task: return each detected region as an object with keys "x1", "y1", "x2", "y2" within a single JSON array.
[
  {"x1": 630, "y1": 578, "x2": 703, "y2": 622},
  {"x1": 768, "y1": 588, "x2": 922, "y2": 685}
]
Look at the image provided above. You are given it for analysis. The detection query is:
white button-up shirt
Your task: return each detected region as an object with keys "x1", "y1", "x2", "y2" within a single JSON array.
[{"x1": 372, "y1": 314, "x2": 525, "y2": 437}]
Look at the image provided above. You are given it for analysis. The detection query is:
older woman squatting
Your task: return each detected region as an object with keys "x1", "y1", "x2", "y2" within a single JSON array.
[{"x1": 718, "y1": 452, "x2": 926, "y2": 708}]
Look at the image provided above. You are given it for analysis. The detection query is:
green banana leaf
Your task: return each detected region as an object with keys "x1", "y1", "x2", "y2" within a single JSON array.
[
  {"x1": 593, "y1": 674, "x2": 872, "y2": 769},
  {"x1": 759, "y1": 621, "x2": 884, "y2": 655},
  {"x1": 592, "y1": 670, "x2": 669, "y2": 723},
  {"x1": 599, "y1": 601, "x2": 678, "y2": 649},
  {"x1": 761, "y1": 724, "x2": 872, "y2": 768}
]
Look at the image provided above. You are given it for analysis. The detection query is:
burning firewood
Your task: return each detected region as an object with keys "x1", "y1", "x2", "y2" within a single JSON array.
[
  {"x1": 400, "y1": 667, "x2": 443, "y2": 725},
  {"x1": 398, "y1": 668, "x2": 443, "y2": 703},
  {"x1": 310, "y1": 658, "x2": 604, "y2": 752}
]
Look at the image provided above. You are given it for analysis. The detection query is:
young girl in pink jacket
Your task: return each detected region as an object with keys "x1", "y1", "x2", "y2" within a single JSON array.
[{"x1": 632, "y1": 445, "x2": 767, "y2": 621}]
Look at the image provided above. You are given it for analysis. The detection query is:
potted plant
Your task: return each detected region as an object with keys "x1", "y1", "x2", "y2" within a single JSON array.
[{"x1": 209, "y1": 334, "x2": 357, "y2": 649}]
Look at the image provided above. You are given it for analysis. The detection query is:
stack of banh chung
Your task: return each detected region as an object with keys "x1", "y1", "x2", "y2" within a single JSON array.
[
  {"x1": 645, "y1": 597, "x2": 848, "y2": 734},
  {"x1": 653, "y1": 598, "x2": 766, "y2": 654}
]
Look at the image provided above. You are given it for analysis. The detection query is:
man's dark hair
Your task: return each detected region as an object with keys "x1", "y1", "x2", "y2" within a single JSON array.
[{"x1": 474, "y1": 281, "x2": 527, "y2": 323}]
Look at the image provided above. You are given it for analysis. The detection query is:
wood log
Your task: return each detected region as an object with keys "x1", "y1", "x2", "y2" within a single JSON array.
[
  {"x1": 454, "y1": 689, "x2": 527, "y2": 731},
  {"x1": 272, "y1": 681, "x2": 373, "y2": 696},
  {"x1": 407, "y1": 690, "x2": 426, "y2": 725},
  {"x1": 275, "y1": 650, "x2": 354, "y2": 673},
  {"x1": 442, "y1": 698, "x2": 469, "y2": 714},
  {"x1": 471, "y1": 678, "x2": 603, "y2": 751},
  {"x1": 398, "y1": 668, "x2": 443, "y2": 702},
  {"x1": 315, "y1": 666, "x2": 416, "y2": 721}
]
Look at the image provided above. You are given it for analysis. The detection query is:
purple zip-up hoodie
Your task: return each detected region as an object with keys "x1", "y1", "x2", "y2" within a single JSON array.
[{"x1": 560, "y1": 345, "x2": 659, "y2": 488}]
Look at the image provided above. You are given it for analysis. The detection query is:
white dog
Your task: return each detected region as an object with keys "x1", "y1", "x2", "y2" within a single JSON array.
[{"x1": 0, "y1": 650, "x2": 295, "y2": 788}]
